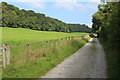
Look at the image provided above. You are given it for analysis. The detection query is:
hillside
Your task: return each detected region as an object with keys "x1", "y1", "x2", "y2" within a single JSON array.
[
  {"x1": 1, "y1": 27, "x2": 88, "y2": 45},
  {"x1": 1, "y1": 2, "x2": 91, "y2": 33}
]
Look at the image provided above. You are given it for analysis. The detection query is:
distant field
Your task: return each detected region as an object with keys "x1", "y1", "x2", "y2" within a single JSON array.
[{"x1": 1, "y1": 27, "x2": 88, "y2": 45}]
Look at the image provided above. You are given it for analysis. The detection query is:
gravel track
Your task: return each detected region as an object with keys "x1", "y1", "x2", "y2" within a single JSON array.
[{"x1": 41, "y1": 38, "x2": 106, "y2": 78}]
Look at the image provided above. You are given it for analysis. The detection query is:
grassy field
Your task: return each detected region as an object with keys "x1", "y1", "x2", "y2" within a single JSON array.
[
  {"x1": 1, "y1": 27, "x2": 90, "y2": 78},
  {"x1": 1, "y1": 27, "x2": 88, "y2": 45}
]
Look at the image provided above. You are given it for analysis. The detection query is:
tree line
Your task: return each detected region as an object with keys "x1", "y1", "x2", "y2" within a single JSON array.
[
  {"x1": 92, "y1": 1, "x2": 120, "y2": 77},
  {"x1": 92, "y1": 1, "x2": 120, "y2": 52},
  {"x1": 1, "y1": 2, "x2": 91, "y2": 33}
]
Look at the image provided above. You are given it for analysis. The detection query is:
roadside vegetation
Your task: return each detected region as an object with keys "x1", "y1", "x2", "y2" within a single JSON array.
[
  {"x1": 2, "y1": 37, "x2": 90, "y2": 78},
  {"x1": 1, "y1": 26, "x2": 90, "y2": 78},
  {"x1": 92, "y1": 1, "x2": 120, "y2": 78}
]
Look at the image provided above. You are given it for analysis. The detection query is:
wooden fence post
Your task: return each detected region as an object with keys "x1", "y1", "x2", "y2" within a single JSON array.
[
  {"x1": 54, "y1": 39, "x2": 57, "y2": 47},
  {"x1": 66, "y1": 37, "x2": 68, "y2": 40},
  {"x1": 2, "y1": 44, "x2": 6, "y2": 68},
  {"x1": 27, "y1": 44, "x2": 30, "y2": 59},
  {"x1": 46, "y1": 41, "x2": 48, "y2": 47},
  {"x1": 0, "y1": 49, "x2": 2, "y2": 68},
  {"x1": 69, "y1": 37, "x2": 71, "y2": 40},
  {"x1": 2, "y1": 44, "x2": 11, "y2": 67},
  {"x1": 6, "y1": 46, "x2": 10, "y2": 65}
]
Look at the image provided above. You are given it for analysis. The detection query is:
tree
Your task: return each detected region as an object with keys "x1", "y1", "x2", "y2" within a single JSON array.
[{"x1": 1, "y1": 2, "x2": 91, "y2": 33}]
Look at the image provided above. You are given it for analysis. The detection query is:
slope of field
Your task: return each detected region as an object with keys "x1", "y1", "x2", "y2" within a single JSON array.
[{"x1": 1, "y1": 27, "x2": 88, "y2": 45}]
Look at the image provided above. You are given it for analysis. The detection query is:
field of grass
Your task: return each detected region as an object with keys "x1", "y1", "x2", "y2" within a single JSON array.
[
  {"x1": 1, "y1": 27, "x2": 88, "y2": 45},
  {"x1": 1, "y1": 27, "x2": 90, "y2": 78},
  {"x1": 3, "y1": 37, "x2": 91, "y2": 78}
]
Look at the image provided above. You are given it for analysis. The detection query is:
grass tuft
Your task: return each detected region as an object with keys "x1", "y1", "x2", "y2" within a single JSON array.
[{"x1": 90, "y1": 45, "x2": 96, "y2": 50}]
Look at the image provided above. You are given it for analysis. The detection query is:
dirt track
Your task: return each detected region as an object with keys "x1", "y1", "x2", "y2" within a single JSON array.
[{"x1": 41, "y1": 38, "x2": 106, "y2": 78}]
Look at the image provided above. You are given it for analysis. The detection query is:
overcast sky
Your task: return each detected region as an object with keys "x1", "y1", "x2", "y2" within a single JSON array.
[{"x1": 0, "y1": 0, "x2": 100, "y2": 28}]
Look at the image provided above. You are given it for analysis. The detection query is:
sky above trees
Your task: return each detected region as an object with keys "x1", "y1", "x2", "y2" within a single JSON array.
[{"x1": 0, "y1": 0, "x2": 100, "y2": 28}]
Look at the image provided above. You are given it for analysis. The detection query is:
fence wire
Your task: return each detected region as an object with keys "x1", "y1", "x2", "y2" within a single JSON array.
[{"x1": 1, "y1": 35, "x2": 89, "y2": 68}]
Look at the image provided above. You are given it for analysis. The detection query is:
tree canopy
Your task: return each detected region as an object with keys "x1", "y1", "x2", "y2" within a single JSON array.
[
  {"x1": 1, "y1": 2, "x2": 91, "y2": 33},
  {"x1": 92, "y1": 1, "x2": 120, "y2": 77},
  {"x1": 92, "y1": 1, "x2": 120, "y2": 49}
]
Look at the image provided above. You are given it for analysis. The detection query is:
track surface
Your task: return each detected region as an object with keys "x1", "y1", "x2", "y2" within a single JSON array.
[{"x1": 41, "y1": 38, "x2": 106, "y2": 78}]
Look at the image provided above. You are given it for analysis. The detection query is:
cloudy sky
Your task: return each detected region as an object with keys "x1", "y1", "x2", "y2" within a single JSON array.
[{"x1": 0, "y1": 0, "x2": 100, "y2": 28}]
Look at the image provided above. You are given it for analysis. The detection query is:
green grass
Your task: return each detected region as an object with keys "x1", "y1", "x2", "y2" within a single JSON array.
[
  {"x1": 0, "y1": 27, "x2": 2, "y2": 44},
  {"x1": 92, "y1": 40, "x2": 96, "y2": 43},
  {"x1": 1, "y1": 27, "x2": 90, "y2": 78},
  {"x1": 1, "y1": 27, "x2": 88, "y2": 45},
  {"x1": 2, "y1": 37, "x2": 90, "y2": 78},
  {"x1": 90, "y1": 45, "x2": 96, "y2": 50},
  {"x1": 99, "y1": 39, "x2": 119, "y2": 78},
  {"x1": 90, "y1": 40, "x2": 96, "y2": 50}
]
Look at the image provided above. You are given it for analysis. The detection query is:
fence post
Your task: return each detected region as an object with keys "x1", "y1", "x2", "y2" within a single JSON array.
[
  {"x1": 2, "y1": 44, "x2": 6, "y2": 68},
  {"x1": 46, "y1": 41, "x2": 48, "y2": 47},
  {"x1": 72, "y1": 36, "x2": 74, "y2": 40},
  {"x1": 66, "y1": 37, "x2": 68, "y2": 40},
  {"x1": 54, "y1": 40, "x2": 56, "y2": 47},
  {"x1": 0, "y1": 49, "x2": 2, "y2": 67},
  {"x1": 27, "y1": 44, "x2": 30, "y2": 59},
  {"x1": 69, "y1": 37, "x2": 70, "y2": 40},
  {"x1": 6, "y1": 44, "x2": 10, "y2": 65}
]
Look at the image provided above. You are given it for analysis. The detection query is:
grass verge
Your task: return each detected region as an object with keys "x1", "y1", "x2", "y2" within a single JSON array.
[
  {"x1": 2, "y1": 37, "x2": 90, "y2": 78},
  {"x1": 99, "y1": 39, "x2": 119, "y2": 78}
]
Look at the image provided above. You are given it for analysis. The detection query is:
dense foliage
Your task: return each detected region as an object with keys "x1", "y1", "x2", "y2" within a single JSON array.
[
  {"x1": 92, "y1": 1, "x2": 120, "y2": 77},
  {"x1": 92, "y1": 1, "x2": 120, "y2": 49},
  {"x1": 1, "y1": 2, "x2": 91, "y2": 33}
]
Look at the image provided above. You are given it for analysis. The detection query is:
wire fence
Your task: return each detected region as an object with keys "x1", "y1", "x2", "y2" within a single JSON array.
[{"x1": 0, "y1": 35, "x2": 89, "y2": 68}]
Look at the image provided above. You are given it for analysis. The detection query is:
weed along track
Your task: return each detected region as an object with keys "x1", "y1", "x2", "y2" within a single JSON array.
[{"x1": 42, "y1": 38, "x2": 106, "y2": 78}]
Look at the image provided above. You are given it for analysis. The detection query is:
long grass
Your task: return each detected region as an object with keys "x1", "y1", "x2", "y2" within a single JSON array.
[
  {"x1": 99, "y1": 39, "x2": 119, "y2": 78},
  {"x1": 1, "y1": 27, "x2": 90, "y2": 78},
  {"x1": 2, "y1": 37, "x2": 90, "y2": 78}
]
